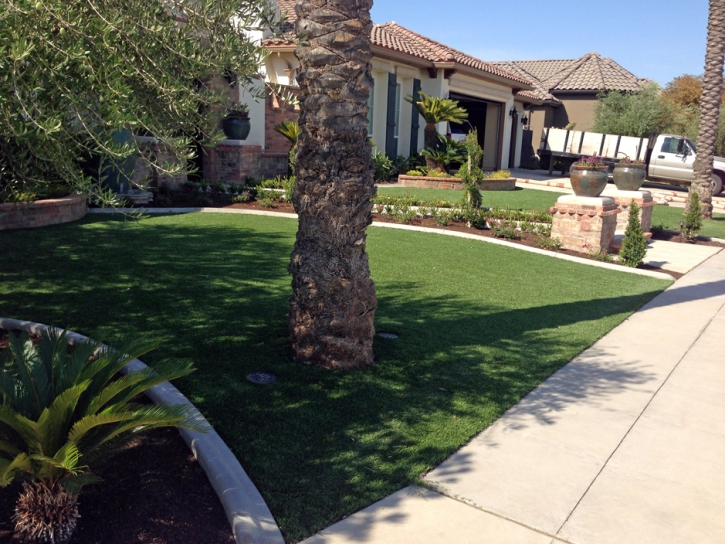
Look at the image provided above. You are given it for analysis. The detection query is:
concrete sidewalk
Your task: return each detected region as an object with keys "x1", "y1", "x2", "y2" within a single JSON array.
[{"x1": 302, "y1": 250, "x2": 725, "y2": 544}]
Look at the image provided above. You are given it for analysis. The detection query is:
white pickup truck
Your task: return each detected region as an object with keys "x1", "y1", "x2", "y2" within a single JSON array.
[{"x1": 539, "y1": 128, "x2": 724, "y2": 196}]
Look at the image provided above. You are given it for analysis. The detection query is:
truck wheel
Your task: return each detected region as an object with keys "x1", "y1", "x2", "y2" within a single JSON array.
[{"x1": 711, "y1": 173, "x2": 723, "y2": 196}]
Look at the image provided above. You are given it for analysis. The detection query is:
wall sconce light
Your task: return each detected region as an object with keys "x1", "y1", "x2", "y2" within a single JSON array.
[
  {"x1": 521, "y1": 115, "x2": 528, "y2": 125},
  {"x1": 509, "y1": 107, "x2": 517, "y2": 118}
]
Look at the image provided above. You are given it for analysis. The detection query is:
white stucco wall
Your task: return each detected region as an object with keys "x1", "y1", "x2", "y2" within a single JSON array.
[{"x1": 239, "y1": 78, "x2": 266, "y2": 148}]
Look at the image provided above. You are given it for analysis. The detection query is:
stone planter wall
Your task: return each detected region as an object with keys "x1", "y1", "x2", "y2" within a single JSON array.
[
  {"x1": 203, "y1": 140, "x2": 263, "y2": 184},
  {"x1": 602, "y1": 189, "x2": 654, "y2": 232},
  {"x1": 398, "y1": 175, "x2": 517, "y2": 191},
  {"x1": 0, "y1": 194, "x2": 87, "y2": 231},
  {"x1": 550, "y1": 196, "x2": 620, "y2": 253}
]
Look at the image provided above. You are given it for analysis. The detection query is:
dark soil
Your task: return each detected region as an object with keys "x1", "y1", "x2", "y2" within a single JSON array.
[
  {"x1": 0, "y1": 331, "x2": 234, "y2": 544},
  {"x1": 650, "y1": 229, "x2": 725, "y2": 247}
]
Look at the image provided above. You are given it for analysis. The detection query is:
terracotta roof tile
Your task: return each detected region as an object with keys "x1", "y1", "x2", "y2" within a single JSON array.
[
  {"x1": 493, "y1": 52, "x2": 644, "y2": 101},
  {"x1": 263, "y1": 3, "x2": 531, "y2": 87},
  {"x1": 375, "y1": 23, "x2": 531, "y2": 86}
]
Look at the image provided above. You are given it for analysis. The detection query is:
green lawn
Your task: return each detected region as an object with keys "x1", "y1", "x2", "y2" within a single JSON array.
[
  {"x1": 0, "y1": 214, "x2": 671, "y2": 542},
  {"x1": 651, "y1": 205, "x2": 725, "y2": 239},
  {"x1": 377, "y1": 185, "x2": 560, "y2": 210},
  {"x1": 379, "y1": 185, "x2": 725, "y2": 239}
]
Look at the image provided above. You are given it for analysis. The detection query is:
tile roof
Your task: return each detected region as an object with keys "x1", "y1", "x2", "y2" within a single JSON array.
[
  {"x1": 261, "y1": 4, "x2": 532, "y2": 87},
  {"x1": 493, "y1": 52, "x2": 644, "y2": 102}
]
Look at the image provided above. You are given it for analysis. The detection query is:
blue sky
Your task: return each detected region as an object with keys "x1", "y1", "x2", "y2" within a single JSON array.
[{"x1": 370, "y1": 0, "x2": 710, "y2": 86}]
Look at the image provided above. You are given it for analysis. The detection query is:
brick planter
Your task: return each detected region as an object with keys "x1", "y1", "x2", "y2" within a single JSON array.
[
  {"x1": 0, "y1": 194, "x2": 87, "y2": 231},
  {"x1": 550, "y1": 196, "x2": 620, "y2": 253},
  {"x1": 203, "y1": 139, "x2": 263, "y2": 184},
  {"x1": 601, "y1": 189, "x2": 654, "y2": 232},
  {"x1": 398, "y1": 175, "x2": 517, "y2": 191}
]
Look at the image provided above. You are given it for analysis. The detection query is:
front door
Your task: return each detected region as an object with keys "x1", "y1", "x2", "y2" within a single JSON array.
[{"x1": 649, "y1": 136, "x2": 695, "y2": 181}]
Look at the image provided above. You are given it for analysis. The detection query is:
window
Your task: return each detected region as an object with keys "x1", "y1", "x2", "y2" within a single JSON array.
[
  {"x1": 661, "y1": 137, "x2": 682, "y2": 154},
  {"x1": 367, "y1": 81, "x2": 375, "y2": 137},
  {"x1": 393, "y1": 83, "x2": 401, "y2": 139}
]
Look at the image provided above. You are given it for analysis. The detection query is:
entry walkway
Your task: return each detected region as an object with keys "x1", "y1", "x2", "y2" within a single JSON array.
[{"x1": 302, "y1": 249, "x2": 725, "y2": 544}]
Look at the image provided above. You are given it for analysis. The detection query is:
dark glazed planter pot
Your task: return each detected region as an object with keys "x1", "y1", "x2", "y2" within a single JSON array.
[
  {"x1": 613, "y1": 166, "x2": 646, "y2": 191},
  {"x1": 222, "y1": 117, "x2": 251, "y2": 140},
  {"x1": 570, "y1": 166, "x2": 609, "y2": 197}
]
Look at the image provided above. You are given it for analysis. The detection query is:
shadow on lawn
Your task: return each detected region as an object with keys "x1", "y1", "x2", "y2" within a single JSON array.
[{"x1": 0, "y1": 214, "x2": 668, "y2": 542}]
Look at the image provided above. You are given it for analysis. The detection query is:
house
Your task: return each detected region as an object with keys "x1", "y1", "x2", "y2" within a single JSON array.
[
  {"x1": 493, "y1": 52, "x2": 648, "y2": 154},
  {"x1": 253, "y1": 0, "x2": 540, "y2": 174}
]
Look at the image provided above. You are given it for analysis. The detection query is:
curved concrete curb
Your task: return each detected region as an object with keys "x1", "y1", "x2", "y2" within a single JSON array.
[
  {"x1": 87, "y1": 207, "x2": 674, "y2": 281},
  {"x1": 0, "y1": 317, "x2": 284, "y2": 544}
]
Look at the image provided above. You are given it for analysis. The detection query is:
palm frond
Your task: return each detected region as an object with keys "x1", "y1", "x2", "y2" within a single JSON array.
[
  {"x1": 6, "y1": 333, "x2": 50, "y2": 419},
  {"x1": 406, "y1": 91, "x2": 468, "y2": 125},
  {"x1": 36, "y1": 382, "x2": 91, "y2": 456},
  {"x1": 0, "y1": 453, "x2": 32, "y2": 486},
  {"x1": 273, "y1": 120, "x2": 299, "y2": 144}
]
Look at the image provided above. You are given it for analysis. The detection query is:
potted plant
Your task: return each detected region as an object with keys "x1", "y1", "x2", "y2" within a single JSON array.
[
  {"x1": 613, "y1": 157, "x2": 646, "y2": 191},
  {"x1": 570, "y1": 155, "x2": 609, "y2": 197},
  {"x1": 222, "y1": 103, "x2": 250, "y2": 140}
]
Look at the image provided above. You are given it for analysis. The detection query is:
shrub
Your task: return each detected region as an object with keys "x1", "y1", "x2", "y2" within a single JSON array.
[
  {"x1": 459, "y1": 130, "x2": 483, "y2": 208},
  {"x1": 373, "y1": 151, "x2": 394, "y2": 182},
  {"x1": 484, "y1": 170, "x2": 512, "y2": 179},
  {"x1": 0, "y1": 330, "x2": 206, "y2": 541},
  {"x1": 491, "y1": 219, "x2": 523, "y2": 239},
  {"x1": 619, "y1": 202, "x2": 648, "y2": 267},
  {"x1": 537, "y1": 236, "x2": 563, "y2": 250},
  {"x1": 683, "y1": 190, "x2": 703, "y2": 240},
  {"x1": 406, "y1": 169, "x2": 426, "y2": 176}
]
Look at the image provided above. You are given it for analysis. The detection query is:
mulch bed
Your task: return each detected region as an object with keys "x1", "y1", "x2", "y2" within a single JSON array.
[{"x1": 0, "y1": 329, "x2": 235, "y2": 544}]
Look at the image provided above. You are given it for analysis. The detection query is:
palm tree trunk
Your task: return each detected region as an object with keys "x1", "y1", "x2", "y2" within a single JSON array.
[
  {"x1": 288, "y1": 0, "x2": 376, "y2": 369},
  {"x1": 424, "y1": 123, "x2": 439, "y2": 171},
  {"x1": 689, "y1": 0, "x2": 725, "y2": 219}
]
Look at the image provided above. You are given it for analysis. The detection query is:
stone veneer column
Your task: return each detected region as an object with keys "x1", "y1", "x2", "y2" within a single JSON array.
[
  {"x1": 203, "y1": 139, "x2": 263, "y2": 184},
  {"x1": 601, "y1": 189, "x2": 654, "y2": 232},
  {"x1": 550, "y1": 196, "x2": 621, "y2": 253}
]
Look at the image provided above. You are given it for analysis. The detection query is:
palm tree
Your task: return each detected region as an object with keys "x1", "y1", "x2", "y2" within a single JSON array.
[
  {"x1": 288, "y1": 0, "x2": 376, "y2": 369},
  {"x1": 406, "y1": 91, "x2": 468, "y2": 171},
  {"x1": 689, "y1": 0, "x2": 725, "y2": 219}
]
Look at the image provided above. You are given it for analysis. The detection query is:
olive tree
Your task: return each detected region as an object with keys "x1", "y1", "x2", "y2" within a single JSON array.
[{"x1": 0, "y1": 0, "x2": 276, "y2": 203}]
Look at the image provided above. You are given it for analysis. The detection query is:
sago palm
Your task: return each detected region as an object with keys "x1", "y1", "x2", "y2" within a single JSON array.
[
  {"x1": 406, "y1": 91, "x2": 467, "y2": 171},
  {"x1": 0, "y1": 329, "x2": 207, "y2": 543},
  {"x1": 273, "y1": 120, "x2": 300, "y2": 145}
]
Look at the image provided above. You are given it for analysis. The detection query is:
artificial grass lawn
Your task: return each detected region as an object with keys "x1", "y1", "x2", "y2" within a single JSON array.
[
  {"x1": 0, "y1": 214, "x2": 671, "y2": 542},
  {"x1": 377, "y1": 185, "x2": 560, "y2": 210},
  {"x1": 651, "y1": 204, "x2": 725, "y2": 239},
  {"x1": 379, "y1": 185, "x2": 725, "y2": 239}
]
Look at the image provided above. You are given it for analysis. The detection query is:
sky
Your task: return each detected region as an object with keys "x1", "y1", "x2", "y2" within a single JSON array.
[{"x1": 369, "y1": 0, "x2": 710, "y2": 86}]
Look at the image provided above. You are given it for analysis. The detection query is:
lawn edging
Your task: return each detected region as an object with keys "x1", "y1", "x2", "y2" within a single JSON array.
[
  {"x1": 87, "y1": 208, "x2": 675, "y2": 281},
  {"x1": 0, "y1": 317, "x2": 285, "y2": 544}
]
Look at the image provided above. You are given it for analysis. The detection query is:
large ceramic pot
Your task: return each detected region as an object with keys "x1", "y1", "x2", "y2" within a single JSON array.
[
  {"x1": 222, "y1": 117, "x2": 251, "y2": 140},
  {"x1": 613, "y1": 165, "x2": 646, "y2": 191},
  {"x1": 569, "y1": 165, "x2": 609, "y2": 197}
]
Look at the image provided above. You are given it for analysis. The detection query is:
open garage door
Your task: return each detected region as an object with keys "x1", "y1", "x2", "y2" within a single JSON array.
[{"x1": 449, "y1": 92, "x2": 503, "y2": 170}]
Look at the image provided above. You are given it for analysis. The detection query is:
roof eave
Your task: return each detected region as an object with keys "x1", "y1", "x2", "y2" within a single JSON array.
[
  {"x1": 454, "y1": 64, "x2": 534, "y2": 91},
  {"x1": 371, "y1": 45, "x2": 435, "y2": 69}
]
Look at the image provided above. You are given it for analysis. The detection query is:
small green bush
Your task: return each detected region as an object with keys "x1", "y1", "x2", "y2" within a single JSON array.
[
  {"x1": 373, "y1": 151, "x2": 394, "y2": 182},
  {"x1": 491, "y1": 219, "x2": 523, "y2": 239},
  {"x1": 683, "y1": 190, "x2": 703, "y2": 240},
  {"x1": 537, "y1": 236, "x2": 563, "y2": 250},
  {"x1": 619, "y1": 201, "x2": 648, "y2": 267},
  {"x1": 484, "y1": 170, "x2": 512, "y2": 179}
]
